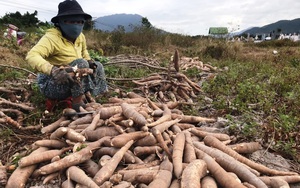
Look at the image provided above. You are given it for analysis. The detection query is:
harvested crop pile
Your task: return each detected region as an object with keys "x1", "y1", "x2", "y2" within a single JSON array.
[
  {"x1": 0, "y1": 52, "x2": 299, "y2": 188},
  {"x1": 0, "y1": 81, "x2": 41, "y2": 132},
  {"x1": 1, "y1": 92, "x2": 299, "y2": 188},
  {"x1": 125, "y1": 50, "x2": 216, "y2": 104}
]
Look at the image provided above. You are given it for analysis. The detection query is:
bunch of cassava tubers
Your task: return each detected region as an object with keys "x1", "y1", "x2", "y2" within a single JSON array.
[
  {"x1": 132, "y1": 71, "x2": 202, "y2": 104},
  {"x1": 179, "y1": 56, "x2": 217, "y2": 72},
  {"x1": 3, "y1": 91, "x2": 300, "y2": 188},
  {"x1": 131, "y1": 50, "x2": 207, "y2": 104},
  {"x1": 0, "y1": 85, "x2": 40, "y2": 131},
  {"x1": 107, "y1": 50, "x2": 218, "y2": 104}
]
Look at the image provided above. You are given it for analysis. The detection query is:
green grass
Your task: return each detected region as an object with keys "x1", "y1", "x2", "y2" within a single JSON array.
[{"x1": 202, "y1": 47, "x2": 300, "y2": 160}]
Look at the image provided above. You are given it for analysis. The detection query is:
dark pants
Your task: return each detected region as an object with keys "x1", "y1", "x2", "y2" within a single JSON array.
[{"x1": 37, "y1": 59, "x2": 107, "y2": 100}]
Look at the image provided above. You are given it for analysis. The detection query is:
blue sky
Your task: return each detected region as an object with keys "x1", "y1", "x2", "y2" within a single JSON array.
[{"x1": 0, "y1": 0, "x2": 299, "y2": 35}]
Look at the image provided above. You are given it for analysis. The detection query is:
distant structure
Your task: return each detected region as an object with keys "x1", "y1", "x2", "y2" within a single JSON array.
[
  {"x1": 208, "y1": 27, "x2": 228, "y2": 38},
  {"x1": 278, "y1": 33, "x2": 300, "y2": 42}
]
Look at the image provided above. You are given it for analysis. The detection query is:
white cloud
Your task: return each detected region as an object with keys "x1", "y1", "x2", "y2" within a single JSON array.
[{"x1": 0, "y1": 0, "x2": 299, "y2": 35}]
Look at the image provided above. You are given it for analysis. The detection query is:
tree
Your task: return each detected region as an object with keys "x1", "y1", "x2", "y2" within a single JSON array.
[
  {"x1": 84, "y1": 20, "x2": 93, "y2": 30},
  {"x1": 0, "y1": 11, "x2": 40, "y2": 29},
  {"x1": 141, "y1": 17, "x2": 152, "y2": 29}
]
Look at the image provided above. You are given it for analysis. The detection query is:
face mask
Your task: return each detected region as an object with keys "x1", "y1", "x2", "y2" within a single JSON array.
[{"x1": 59, "y1": 15, "x2": 85, "y2": 41}]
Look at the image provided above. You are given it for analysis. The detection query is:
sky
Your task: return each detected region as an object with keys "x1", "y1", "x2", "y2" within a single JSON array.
[{"x1": 0, "y1": 0, "x2": 299, "y2": 36}]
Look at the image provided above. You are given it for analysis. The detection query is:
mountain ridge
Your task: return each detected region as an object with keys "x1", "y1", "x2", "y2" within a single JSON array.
[
  {"x1": 93, "y1": 14, "x2": 300, "y2": 36},
  {"x1": 93, "y1": 13, "x2": 143, "y2": 32},
  {"x1": 242, "y1": 18, "x2": 300, "y2": 36}
]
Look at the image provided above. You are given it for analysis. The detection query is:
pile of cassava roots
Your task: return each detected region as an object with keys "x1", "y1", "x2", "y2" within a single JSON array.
[{"x1": 1, "y1": 51, "x2": 300, "y2": 188}]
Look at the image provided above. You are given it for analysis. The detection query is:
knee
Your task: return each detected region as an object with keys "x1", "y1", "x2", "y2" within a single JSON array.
[
  {"x1": 71, "y1": 59, "x2": 89, "y2": 69},
  {"x1": 94, "y1": 61, "x2": 104, "y2": 73},
  {"x1": 94, "y1": 61, "x2": 103, "y2": 69}
]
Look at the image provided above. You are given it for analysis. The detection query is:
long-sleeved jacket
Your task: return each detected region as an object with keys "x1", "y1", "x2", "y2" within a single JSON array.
[{"x1": 26, "y1": 27, "x2": 91, "y2": 75}]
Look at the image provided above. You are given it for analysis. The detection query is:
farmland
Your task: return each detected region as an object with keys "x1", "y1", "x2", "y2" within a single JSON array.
[{"x1": 1, "y1": 27, "x2": 300, "y2": 187}]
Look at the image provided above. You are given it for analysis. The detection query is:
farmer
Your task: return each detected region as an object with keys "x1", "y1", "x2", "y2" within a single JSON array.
[{"x1": 26, "y1": 0, "x2": 107, "y2": 112}]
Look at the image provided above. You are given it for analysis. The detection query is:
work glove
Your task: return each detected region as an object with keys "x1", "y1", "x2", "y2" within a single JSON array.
[
  {"x1": 51, "y1": 66, "x2": 74, "y2": 84},
  {"x1": 88, "y1": 59, "x2": 97, "y2": 70}
]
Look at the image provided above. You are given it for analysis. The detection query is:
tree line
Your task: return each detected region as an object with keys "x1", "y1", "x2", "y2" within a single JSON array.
[{"x1": 0, "y1": 11, "x2": 94, "y2": 31}]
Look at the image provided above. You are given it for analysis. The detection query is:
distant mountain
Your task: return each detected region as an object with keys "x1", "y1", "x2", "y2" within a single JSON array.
[
  {"x1": 93, "y1": 14, "x2": 300, "y2": 37},
  {"x1": 242, "y1": 18, "x2": 300, "y2": 35},
  {"x1": 93, "y1": 14, "x2": 143, "y2": 32}
]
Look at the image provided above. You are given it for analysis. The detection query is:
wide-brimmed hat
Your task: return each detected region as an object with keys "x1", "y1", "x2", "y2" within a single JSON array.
[{"x1": 51, "y1": 0, "x2": 92, "y2": 23}]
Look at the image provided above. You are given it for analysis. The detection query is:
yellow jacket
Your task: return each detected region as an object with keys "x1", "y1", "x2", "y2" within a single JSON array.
[{"x1": 26, "y1": 28, "x2": 91, "y2": 75}]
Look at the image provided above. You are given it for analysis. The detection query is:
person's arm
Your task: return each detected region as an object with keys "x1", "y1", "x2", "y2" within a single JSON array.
[{"x1": 26, "y1": 35, "x2": 55, "y2": 75}]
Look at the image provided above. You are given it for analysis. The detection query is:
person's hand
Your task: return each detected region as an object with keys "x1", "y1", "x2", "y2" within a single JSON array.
[
  {"x1": 51, "y1": 66, "x2": 74, "y2": 84},
  {"x1": 88, "y1": 59, "x2": 97, "y2": 70}
]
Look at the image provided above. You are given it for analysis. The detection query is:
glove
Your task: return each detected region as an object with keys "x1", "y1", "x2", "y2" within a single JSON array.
[
  {"x1": 88, "y1": 59, "x2": 97, "y2": 70},
  {"x1": 51, "y1": 66, "x2": 74, "y2": 84}
]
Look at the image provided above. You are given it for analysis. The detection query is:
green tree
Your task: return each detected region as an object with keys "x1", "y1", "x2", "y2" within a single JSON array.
[
  {"x1": 0, "y1": 11, "x2": 40, "y2": 29},
  {"x1": 84, "y1": 19, "x2": 94, "y2": 30},
  {"x1": 111, "y1": 25, "x2": 125, "y2": 53},
  {"x1": 141, "y1": 17, "x2": 152, "y2": 29}
]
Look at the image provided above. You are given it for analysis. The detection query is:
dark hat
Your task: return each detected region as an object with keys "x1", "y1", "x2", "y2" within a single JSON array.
[{"x1": 51, "y1": 0, "x2": 92, "y2": 23}]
